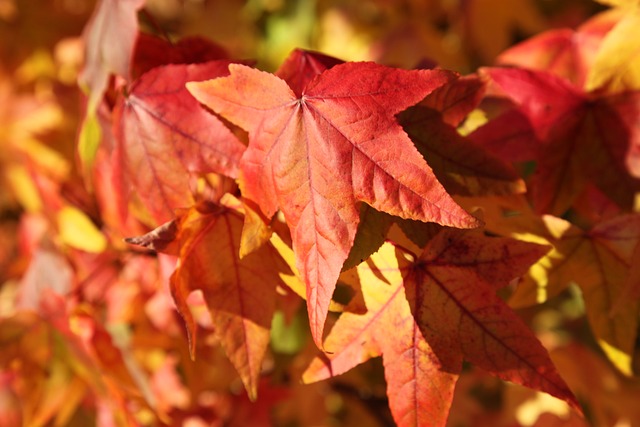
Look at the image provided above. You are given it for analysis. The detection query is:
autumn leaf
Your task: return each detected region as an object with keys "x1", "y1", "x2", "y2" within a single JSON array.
[
  {"x1": 419, "y1": 74, "x2": 487, "y2": 127},
  {"x1": 275, "y1": 48, "x2": 344, "y2": 97},
  {"x1": 131, "y1": 32, "x2": 230, "y2": 78},
  {"x1": 275, "y1": 50, "x2": 395, "y2": 272},
  {"x1": 79, "y1": 0, "x2": 145, "y2": 109},
  {"x1": 587, "y1": 6, "x2": 640, "y2": 92},
  {"x1": 619, "y1": 240, "x2": 640, "y2": 305},
  {"x1": 485, "y1": 67, "x2": 640, "y2": 214},
  {"x1": 147, "y1": 199, "x2": 291, "y2": 400},
  {"x1": 400, "y1": 74, "x2": 526, "y2": 198},
  {"x1": 113, "y1": 60, "x2": 246, "y2": 224},
  {"x1": 457, "y1": 194, "x2": 640, "y2": 375},
  {"x1": 303, "y1": 228, "x2": 577, "y2": 427},
  {"x1": 497, "y1": 10, "x2": 620, "y2": 87},
  {"x1": 187, "y1": 59, "x2": 479, "y2": 346},
  {"x1": 467, "y1": 108, "x2": 539, "y2": 163},
  {"x1": 510, "y1": 214, "x2": 640, "y2": 376},
  {"x1": 399, "y1": 105, "x2": 525, "y2": 197},
  {"x1": 78, "y1": 0, "x2": 145, "y2": 175},
  {"x1": 342, "y1": 205, "x2": 394, "y2": 272}
]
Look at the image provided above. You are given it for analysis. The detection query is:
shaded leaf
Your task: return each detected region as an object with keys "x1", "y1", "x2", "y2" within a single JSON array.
[
  {"x1": 420, "y1": 74, "x2": 486, "y2": 127},
  {"x1": 124, "y1": 219, "x2": 179, "y2": 255},
  {"x1": 486, "y1": 67, "x2": 640, "y2": 214},
  {"x1": 132, "y1": 32, "x2": 229, "y2": 78},
  {"x1": 467, "y1": 109, "x2": 538, "y2": 163},
  {"x1": 400, "y1": 105, "x2": 525, "y2": 196},
  {"x1": 342, "y1": 205, "x2": 394, "y2": 272},
  {"x1": 275, "y1": 48, "x2": 344, "y2": 97}
]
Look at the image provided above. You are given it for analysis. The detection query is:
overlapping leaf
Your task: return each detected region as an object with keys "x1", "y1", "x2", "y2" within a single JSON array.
[
  {"x1": 399, "y1": 105, "x2": 525, "y2": 197},
  {"x1": 457, "y1": 194, "x2": 640, "y2": 375},
  {"x1": 587, "y1": 3, "x2": 640, "y2": 92},
  {"x1": 485, "y1": 67, "x2": 640, "y2": 214},
  {"x1": 131, "y1": 33, "x2": 230, "y2": 78},
  {"x1": 113, "y1": 60, "x2": 246, "y2": 224},
  {"x1": 497, "y1": 10, "x2": 620, "y2": 88},
  {"x1": 78, "y1": 0, "x2": 146, "y2": 176},
  {"x1": 187, "y1": 58, "x2": 479, "y2": 346},
  {"x1": 131, "y1": 198, "x2": 292, "y2": 399},
  {"x1": 511, "y1": 214, "x2": 640, "y2": 375},
  {"x1": 419, "y1": 75, "x2": 487, "y2": 127},
  {"x1": 397, "y1": 73, "x2": 525, "y2": 197},
  {"x1": 303, "y1": 228, "x2": 577, "y2": 427},
  {"x1": 79, "y1": 0, "x2": 145, "y2": 108}
]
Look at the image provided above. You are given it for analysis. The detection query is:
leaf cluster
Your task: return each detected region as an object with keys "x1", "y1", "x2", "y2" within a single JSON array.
[{"x1": 2, "y1": 0, "x2": 640, "y2": 426}]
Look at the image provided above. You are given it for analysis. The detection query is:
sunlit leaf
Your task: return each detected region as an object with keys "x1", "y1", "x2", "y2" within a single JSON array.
[
  {"x1": 303, "y1": 229, "x2": 576, "y2": 426},
  {"x1": 187, "y1": 57, "x2": 479, "y2": 346}
]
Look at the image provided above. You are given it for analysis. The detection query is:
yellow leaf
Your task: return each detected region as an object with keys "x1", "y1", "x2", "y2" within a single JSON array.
[
  {"x1": 57, "y1": 206, "x2": 107, "y2": 253},
  {"x1": 270, "y1": 230, "x2": 345, "y2": 312},
  {"x1": 594, "y1": 0, "x2": 639, "y2": 7},
  {"x1": 77, "y1": 111, "x2": 101, "y2": 181},
  {"x1": 220, "y1": 194, "x2": 273, "y2": 259},
  {"x1": 4, "y1": 164, "x2": 42, "y2": 212},
  {"x1": 587, "y1": 7, "x2": 640, "y2": 91}
]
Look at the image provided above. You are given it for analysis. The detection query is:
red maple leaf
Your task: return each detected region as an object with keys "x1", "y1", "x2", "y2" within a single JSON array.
[
  {"x1": 113, "y1": 60, "x2": 246, "y2": 224},
  {"x1": 482, "y1": 67, "x2": 640, "y2": 215},
  {"x1": 303, "y1": 228, "x2": 578, "y2": 427},
  {"x1": 131, "y1": 32, "x2": 230, "y2": 78},
  {"x1": 187, "y1": 56, "x2": 479, "y2": 345}
]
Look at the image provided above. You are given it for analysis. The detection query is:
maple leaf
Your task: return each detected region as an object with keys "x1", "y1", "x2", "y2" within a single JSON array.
[
  {"x1": 457, "y1": 194, "x2": 640, "y2": 375},
  {"x1": 399, "y1": 105, "x2": 525, "y2": 197},
  {"x1": 485, "y1": 67, "x2": 640, "y2": 214},
  {"x1": 510, "y1": 214, "x2": 640, "y2": 376},
  {"x1": 144, "y1": 198, "x2": 291, "y2": 400},
  {"x1": 187, "y1": 59, "x2": 479, "y2": 346},
  {"x1": 303, "y1": 228, "x2": 577, "y2": 427},
  {"x1": 467, "y1": 107, "x2": 539, "y2": 164},
  {"x1": 113, "y1": 60, "x2": 246, "y2": 224}
]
